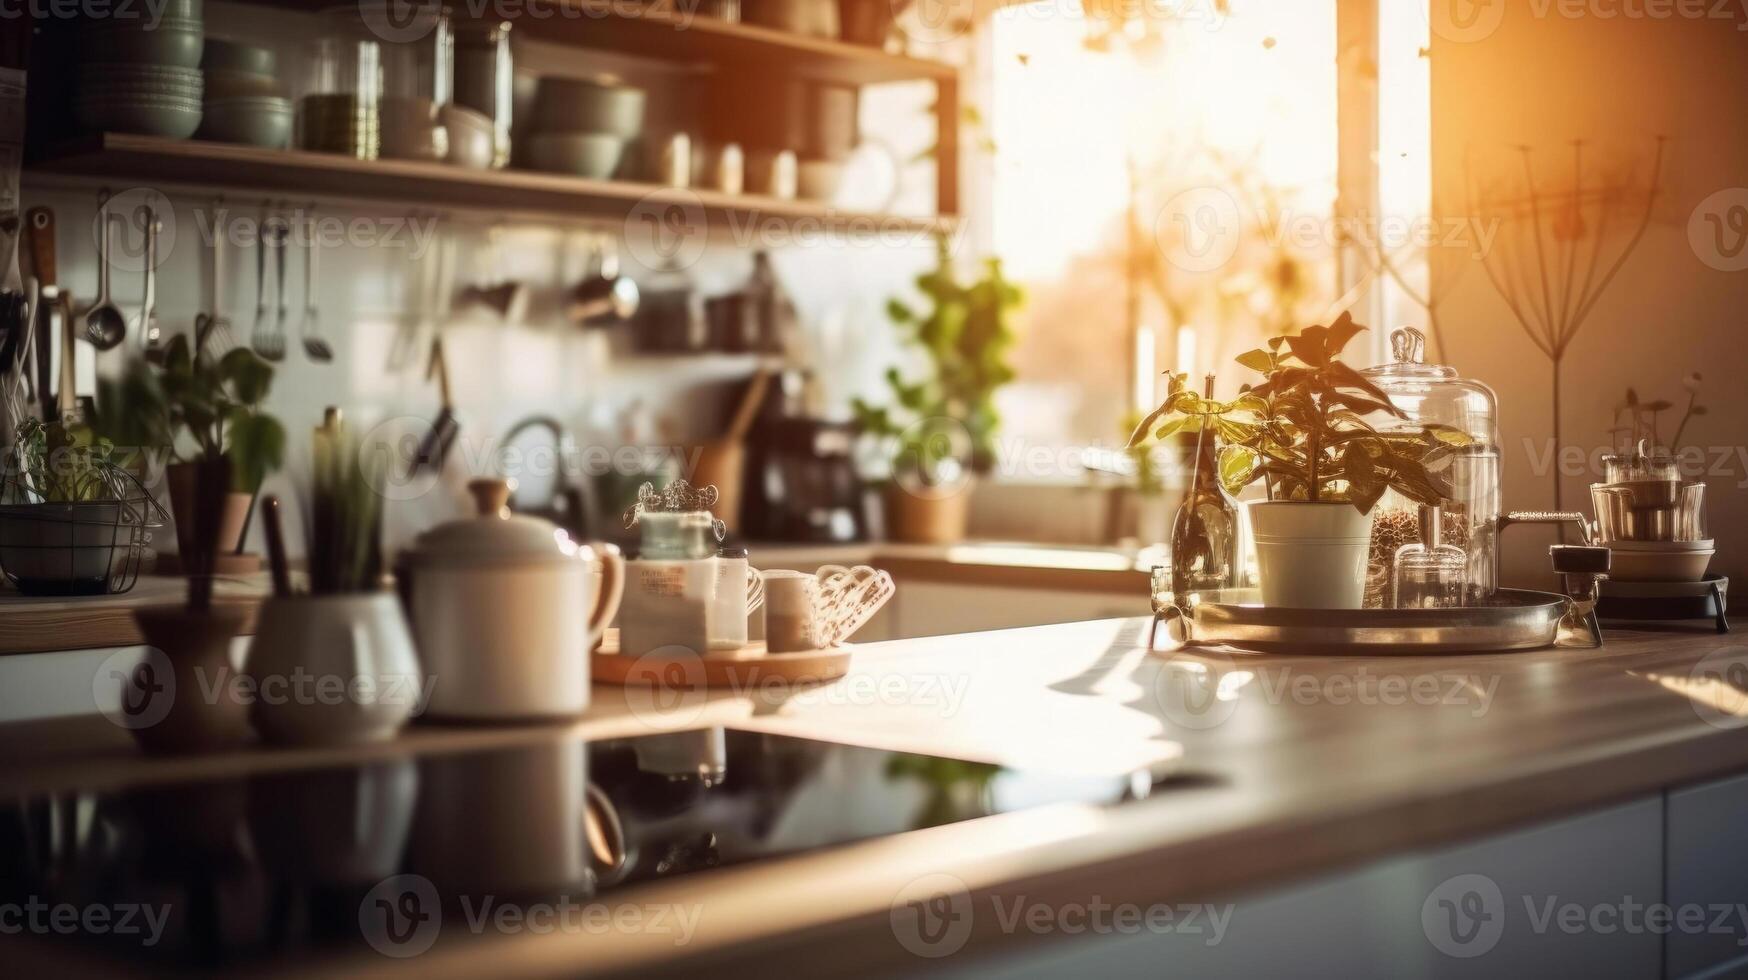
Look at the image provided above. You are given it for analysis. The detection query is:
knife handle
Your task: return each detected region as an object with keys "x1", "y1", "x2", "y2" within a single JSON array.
[{"x1": 25, "y1": 207, "x2": 54, "y2": 287}]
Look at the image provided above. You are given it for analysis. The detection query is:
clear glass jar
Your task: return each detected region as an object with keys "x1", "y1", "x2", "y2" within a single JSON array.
[
  {"x1": 300, "y1": 34, "x2": 382, "y2": 158},
  {"x1": 1362, "y1": 327, "x2": 1501, "y2": 605},
  {"x1": 453, "y1": 19, "x2": 512, "y2": 168}
]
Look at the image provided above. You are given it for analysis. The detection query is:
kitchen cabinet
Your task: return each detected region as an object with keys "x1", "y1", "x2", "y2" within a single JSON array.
[
  {"x1": 1667, "y1": 772, "x2": 1748, "y2": 979},
  {"x1": 944, "y1": 798, "x2": 1665, "y2": 979}
]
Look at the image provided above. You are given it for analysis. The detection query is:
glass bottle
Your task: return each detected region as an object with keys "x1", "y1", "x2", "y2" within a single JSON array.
[
  {"x1": 1363, "y1": 328, "x2": 1501, "y2": 604},
  {"x1": 1168, "y1": 377, "x2": 1239, "y2": 605}
]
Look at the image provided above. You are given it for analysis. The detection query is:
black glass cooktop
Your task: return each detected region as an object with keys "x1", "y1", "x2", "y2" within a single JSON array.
[{"x1": 0, "y1": 730, "x2": 1161, "y2": 969}]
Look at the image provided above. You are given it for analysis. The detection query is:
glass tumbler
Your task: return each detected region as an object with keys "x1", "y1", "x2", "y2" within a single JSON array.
[
  {"x1": 453, "y1": 19, "x2": 513, "y2": 168},
  {"x1": 301, "y1": 36, "x2": 382, "y2": 158}
]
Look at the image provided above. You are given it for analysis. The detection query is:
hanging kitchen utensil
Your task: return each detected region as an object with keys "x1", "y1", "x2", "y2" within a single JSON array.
[
  {"x1": 568, "y1": 231, "x2": 639, "y2": 326},
  {"x1": 82, "y1": 191, "x2": 126, "y2": 351},
  {"x1": 388, "y1": 214, "x2": 441, "y2": 371},
  {"x1": 251, "y1": 204, "x2": 286, "y2": 362},
  {"x1": 299, "y1": 206, "x2": 333, "y2": 363},
  {"x1": 411, "y1": 334, "x2": 459, "y2": 475},
  {"x1": 1, "y1": 276, "x2": 37, "y2": 435},
  {"x1": 138, "y1": 206, "x2": 165, "y2": 363},
  {"x1": 196, "y1": 196, "x2": 237, "y2": 360},
  {"x1": 56, "y1": 282, "x2": 79, "y2": 423},
  {"x1": 500, "y1": 414, "x2": 599, "y2": 541},
  {"x1": 25, "y1": 207, "x2": 56, "y2": 420}
]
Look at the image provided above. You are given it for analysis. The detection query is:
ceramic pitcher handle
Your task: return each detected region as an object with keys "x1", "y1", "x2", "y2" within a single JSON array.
[
  {"x1": 746, "y1": 568, "x2": 766, "y2": 615},
  {"x1": 589, "y1": 542, "x2": 625, "y2": 639}
]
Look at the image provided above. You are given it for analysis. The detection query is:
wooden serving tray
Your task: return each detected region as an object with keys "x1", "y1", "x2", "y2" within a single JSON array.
[{"x1": 592, "y1": 629, "x2": 851, "y2": 689}]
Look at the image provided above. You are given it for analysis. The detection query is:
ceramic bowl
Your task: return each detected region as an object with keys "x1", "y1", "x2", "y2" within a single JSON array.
[
  {"x1": 79, "y1": 18, "x2": 205, "y2": 68},
  {"x1": 203, "y1": 68, "x2": 282, "y2": 99},
  {"x1": 200, "y1": 37, "x2": 274, "y2": 76},
  {"x1": 75, "y1": 95, "x2": 203, "y2": 138},
  {"x1": 1605, "y1": 538, "x2": 1715, "y2": 552},
  {"x1": 197, "y1": 96, "x2": 292, "y2": 148},
  {"x1": 1608, "y1": 547, "x2": 1715, "y2": 583},
  {"x1": 379, "y1": 96, "x2": 448, "y2": 160},
  {"x1": 534, "y1": 76, "x2": 645, "y2": 138},
  {"x1": 441, "y1": 103, "x2": 497, "y2": 169},
  {"x1": 797, "y1": 158, "x2": 844, "y2": 202},
  {"x1": 79, "y1": 62, "x2": 205, "y2": 94},
  {"x1": 527, "y1": 132, "x2": 623, "y2": 179}
]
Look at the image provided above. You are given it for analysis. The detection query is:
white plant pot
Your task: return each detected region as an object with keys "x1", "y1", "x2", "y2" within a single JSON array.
[
  {"x1": 246, "y1": 593, "x2": 424, "y2": 746},
  {"x1": 1250, "y1": 501, "x2": 1375, "y2": 609}
]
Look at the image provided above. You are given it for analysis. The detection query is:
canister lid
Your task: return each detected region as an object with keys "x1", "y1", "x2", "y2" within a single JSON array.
[{"x1": 411, "y1": 478, "x2": 579, "y2": 565}]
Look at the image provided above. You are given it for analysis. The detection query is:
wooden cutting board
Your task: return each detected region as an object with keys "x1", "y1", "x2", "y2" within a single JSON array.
[{"x1": 592, "y1": 629, "x2": 850, "y2": 689}]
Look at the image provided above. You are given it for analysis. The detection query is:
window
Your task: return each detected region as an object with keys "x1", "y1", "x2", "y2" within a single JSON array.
[{"x1": 982, "y1": 0, "x2": 1344, "y2": 475}]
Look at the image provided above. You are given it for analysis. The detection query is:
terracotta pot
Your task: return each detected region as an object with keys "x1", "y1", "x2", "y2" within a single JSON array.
[
  {"x1": 126, "y1": 604, "x2": 252, "y2": 754},
  {"x1": 166, "y1": 461, "x2": 252, "y2": 561},
  {"x1": 884, "y1": 480, "x2": 973, "y2": 544},
  {"x1": 687, "y1": 440, "x2": 745, "y2": 531}
]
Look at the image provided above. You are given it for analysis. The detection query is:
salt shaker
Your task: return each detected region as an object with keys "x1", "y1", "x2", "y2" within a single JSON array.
[{"x1": 1393, "y1": 506, "x2": 1468, "y2": 609}]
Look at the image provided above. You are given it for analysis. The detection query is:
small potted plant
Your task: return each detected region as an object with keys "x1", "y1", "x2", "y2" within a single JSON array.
[
  {"x1": 1130, "y1": 314, "x2": 1462, "y2": 608},
  {"x1": 95, "y1": 337, "x2": 286, "y2": 572},
  {"x1": 853, "y1": 237, "x2": 1021, "y2": 543},
  {"x1": 247, "y1": 410, "x2": 419, "y2": 746},
  {"x1": 0, "y1": 417, "x2": 161, "y2": 595}
]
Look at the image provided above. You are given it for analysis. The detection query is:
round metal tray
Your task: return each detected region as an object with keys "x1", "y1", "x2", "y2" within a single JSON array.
[{"x1": 1180, "y1": 589, "x2": 1569, "y2": 654}]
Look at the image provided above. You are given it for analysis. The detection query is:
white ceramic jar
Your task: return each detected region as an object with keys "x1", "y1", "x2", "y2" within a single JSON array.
[{"x1": 405, "y1": 479, "x2": 623, "y2": 720}]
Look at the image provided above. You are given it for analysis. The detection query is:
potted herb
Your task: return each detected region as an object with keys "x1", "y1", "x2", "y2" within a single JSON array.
[
  {"x1": 95, "y1": 337, "x2": 286, "y2": 571},
  {"x1": 0, "y1": 418, "x2": 159, "y2": 595},
  {"x1": 1130, "y1": 314, "x2": 1460, "y2": 608},
  {"x1": 853, "y1": 237, "x2": 1021, "y2": 543}
]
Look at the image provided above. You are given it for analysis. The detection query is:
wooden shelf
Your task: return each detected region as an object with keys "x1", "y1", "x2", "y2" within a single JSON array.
[
  {"x1": 25, "y1": 134, "x2": 955, "y2": 234},
  {"x1": 245, "y1": 0, "x2": 958, "y2": 87}
]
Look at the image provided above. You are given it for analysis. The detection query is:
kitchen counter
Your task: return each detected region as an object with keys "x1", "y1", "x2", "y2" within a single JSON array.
[
  {"x1": 0, "y1": 544, "x2": 1153, "y2": 656},
  {"x1": 2, "y1": 620, "x2": 1746, "y2": 977}
]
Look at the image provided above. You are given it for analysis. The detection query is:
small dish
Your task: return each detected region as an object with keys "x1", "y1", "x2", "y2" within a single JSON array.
[
  {"x1": 1607, "y1": 548, "x2": 1715, "y2": 583},
  {"x1": 441, "y1": 103, "x2": 497, "y2": 169},
  {"x1": 201, "y1": 37, "x2": 275, "y2": 76},
  {"x1": 1606, "y1": 538, "x2": 1715, "y2": 552},
  {"x1": 534, "y1": 75, "x2": 645, "y2": 138},
  {"x1": 197, "y1": 96, "x2": 292, "y2": 148},
  {"x1": 527, "y1": 132, "x2": 623, "y2": 179}
]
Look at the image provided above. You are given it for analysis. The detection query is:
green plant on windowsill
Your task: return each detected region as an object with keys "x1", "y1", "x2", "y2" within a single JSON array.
[
  {"x1": 1129, "y1": 313, "x2": 1464, "y2": 513},
  {"x1": 852, "y1": 236, "x2": 1022, "y2": 488}
]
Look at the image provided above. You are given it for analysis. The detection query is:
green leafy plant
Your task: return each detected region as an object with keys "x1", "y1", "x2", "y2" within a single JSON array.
[
  {"x1": 1128, "y1": 313, "x2": 1463, "y2": 514},
  {"x1": 1609, "y1": 372, "x2": 1706, "y2": 455},
  {"x1": 94, "y1": 337, "x2": 286, "y2": 493},
  {"x1": 5, "y1": 418, "x2": 123, "y2": 503},
  {"x1": 853, "y1": 237, "x2": 1021, "y2": 484},
  {"x1": 306, "y1": 416, "x2": 384, "y2": 595}
]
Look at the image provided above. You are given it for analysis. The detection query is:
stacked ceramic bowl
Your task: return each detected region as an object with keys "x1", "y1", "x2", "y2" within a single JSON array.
[
  {"x1": 197, "y1": 39, "x2": 292, "y2": 148},
  {"x1": 74, "y1": 0, "x2": 205, "y2": 139},
  {"x1": 524, "y1": 75, "x2": 644, "y2": 180}
]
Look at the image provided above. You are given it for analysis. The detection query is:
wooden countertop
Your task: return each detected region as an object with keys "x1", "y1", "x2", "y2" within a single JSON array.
[
  {"x1": 2, "y1": 620, "x2": 1746, "y2": 977},
  {"x1": 0, "y1": 574, "x2": 270, "y2": 655},
  {"x1": 0, "y1": 544, "x2": 1151, "y2": 656}
]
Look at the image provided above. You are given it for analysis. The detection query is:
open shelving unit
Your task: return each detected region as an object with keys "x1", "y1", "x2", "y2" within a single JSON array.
[
  {"x1": 23, "y1": 0, "x2": 963, "y2": 230},
  {"x1": 28, "y1": 133, "x2": 956, "y2": 234}
]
